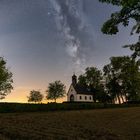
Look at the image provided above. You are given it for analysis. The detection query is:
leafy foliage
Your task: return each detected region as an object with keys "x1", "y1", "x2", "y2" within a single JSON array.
[
  {"x1": 28, "y1": 90, "x2": 43, "y2": 103},
  {"x1": 103, "y1": 56, "x2": 140, "y2": 103},
  {"x1": 99, "y1": 0, "x2": 140, "y2": 58},
  {"x1": 123, "y1": 39, "x2": 140, "y2": 59},
  {"x1": 0, "y1": 57, "x2": 13, "y2": 99},
  {"x1": 78, "y1": 67, "x2": 110, "y2": 103},
  {"x1": 78, "y1": 67, "x2": 103, "y2": 88},
  {"x1": 99, "y1": 0, "x2": 140, "y2": 35},
  {"x1": 46, "y1": 80, "x2": 66, "y2": 102}
]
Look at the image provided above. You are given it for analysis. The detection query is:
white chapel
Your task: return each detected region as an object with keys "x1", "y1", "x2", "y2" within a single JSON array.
[{"x1": 67, "y1": 74, "x2": 94, "y2": 102}]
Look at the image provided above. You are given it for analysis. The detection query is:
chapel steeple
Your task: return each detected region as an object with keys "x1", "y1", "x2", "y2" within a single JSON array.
[{"x1": 72, "y1": 74, "x2": 77, "y2": 85}]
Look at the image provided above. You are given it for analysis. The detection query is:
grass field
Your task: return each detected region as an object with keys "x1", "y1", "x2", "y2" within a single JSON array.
[{"x1": 0, "y1": 107, "x2": 140, "y2": 140}]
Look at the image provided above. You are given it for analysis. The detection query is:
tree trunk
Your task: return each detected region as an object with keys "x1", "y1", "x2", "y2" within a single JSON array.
[
  {"x1": 124, "y1": 93, "x2": 127, "y2": 102},
  {"x1": 120, "y1": 94, "x2": 124, "y2": 103},
  {"x1": 54, "y1": 98, "x2": 56, "y2": 103},
  {"x1": 112, "y1": 98, "x2": 115, "y2": 104},
  {"x1": 117, "y1": 95, "x2": 121, "y2": 104},
  {"x1": 93, "y1": 99, "x2": 96, "y2": 103}
]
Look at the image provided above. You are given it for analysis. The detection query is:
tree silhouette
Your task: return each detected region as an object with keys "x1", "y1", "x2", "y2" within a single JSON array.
[
  {"x1": 78, "y1": 67, "x2": 109, "y2": 102},
  {"x1": 0, "y1": 57, "x2": 13, "y2": 99},
  {"x1": 99, "y1": 0, "x2": 140, "y2": 35},
  {"x1": 99, "y1": 0, "x2": 140, "y2": 58},
  {"x1": 103, "y1": 56, "x2": 140, "y2": 103},
  {"x1": 28, "y1": 90, "x2": 43, "y2": 103},
  {"x1": 46, "y1": 80, "x2": 66, "y2": 103}
]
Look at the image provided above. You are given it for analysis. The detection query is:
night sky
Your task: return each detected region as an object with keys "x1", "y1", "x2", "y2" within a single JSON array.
[{"x1": 0, "y1": 0, "x2": 138, "y2": 102}]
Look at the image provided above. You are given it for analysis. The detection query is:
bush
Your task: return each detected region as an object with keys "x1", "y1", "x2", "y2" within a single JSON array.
[{"x1": 0, "y1": 102, "x2": 140, "y2": 113}]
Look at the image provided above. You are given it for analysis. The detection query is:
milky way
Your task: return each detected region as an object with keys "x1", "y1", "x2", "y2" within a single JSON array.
[{"x1": 49, "y1": 0, "x2": 94, "y2": 72}]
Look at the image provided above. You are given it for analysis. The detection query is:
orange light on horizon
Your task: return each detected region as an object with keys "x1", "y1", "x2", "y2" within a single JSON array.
[{"x1": 1, "y1": 86, "x2": 67, "y2": 103}]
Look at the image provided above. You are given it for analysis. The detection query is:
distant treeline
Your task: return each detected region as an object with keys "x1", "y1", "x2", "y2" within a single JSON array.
[{"x1": 0, "y1": 102, "x2": 140, "y2": 113}]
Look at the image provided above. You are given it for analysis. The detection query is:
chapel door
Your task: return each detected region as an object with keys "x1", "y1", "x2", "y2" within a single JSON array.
[{"x1": 70, "y1": 94, "x2": 74, "y2": 102}]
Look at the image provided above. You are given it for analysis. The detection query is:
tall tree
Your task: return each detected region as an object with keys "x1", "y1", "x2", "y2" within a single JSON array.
[
  {"x1": 78, "y1": 67, "x2": 103, "y2": 88},
  {"x1": 46, "y1": 80, "x2": 66, "y2": 103},
  {"x1": 78, "y1": 67, "x2": 108, "y2": 102},
  {"x1": 103, "y1": 56, "x2": 140, "y2": 103},
  {"x1": 99, "y1": 0, "x2": 140, "y2": 58},
  {"x1": 0, "y1": 57, "x2": 13, "y2": 99},
  {"x1": 120, "y1": 58, "x2": 140, "y2": 101},
  {"x1": 28, "y1": 90, "x2": 43, "y2": 103}
]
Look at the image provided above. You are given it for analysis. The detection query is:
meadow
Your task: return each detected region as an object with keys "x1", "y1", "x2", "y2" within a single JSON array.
[{"x1": 0, "y1": 107, "x2": 140, "y2": 140}]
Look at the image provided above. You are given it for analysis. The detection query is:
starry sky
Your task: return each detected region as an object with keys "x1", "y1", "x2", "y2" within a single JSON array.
[{"x1": 0, "y1": 0, "x2": 138, "y2": 103}]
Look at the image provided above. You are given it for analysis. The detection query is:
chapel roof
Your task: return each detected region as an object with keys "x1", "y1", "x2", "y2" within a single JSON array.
[
  {"x1": 70, "y1": 74, "x2": 95, "y2": 95},
  {"x1": 73, "y1": 84, "x2": 95, "y2": 95}
]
